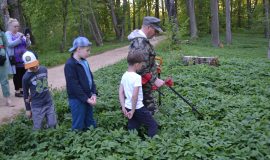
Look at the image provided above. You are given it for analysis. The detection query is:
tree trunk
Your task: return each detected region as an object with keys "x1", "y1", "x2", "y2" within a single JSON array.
[
  {"x1": 7, "y1": 0, "x2": 26, "y2": 32},
  {"x1": 127, "y1": 0, "x2": 131, "y2": 32},
  {"x1": 0, "y1": 0, "x2": 10, "y2": 30},
  {"x1": 79, "y1": 2, "x2": 85, "y2": 36},
  {"x1": 137, "y1": 1, "x2": 141, "y2": 28},
  {"x1": 121, "y1": 0, "x2": 127, "y2": 41},
  {"x1": 155, "y1": 0, "x2": 160, "y2": 18},
  {"x1": 247, "y1": 0, "x2": 252, "y2": 29},
  {"x1": 60, "y1": 0, "x2": 69, "y2": 53},
  {"x1": 237, "y1": 0, "x2": 241, "y2": 28},
  {"x1": 108, "y1": 0, "x2": 121, "y2": 39},
  {"x1": 161, "y1": 0, "x2": 165, "y2": 25},
  {"x1": 264, "y1": 0, "x2": 270, "y2": 38},
  {"x1": 226, "y1": 0, "x2": 232, "y2": 44},
  {"x1": 165, "y1": 0, "x2": 179, "y2": 44},
  {"x1": 133, "y1": 0, "x2": 136, "y2": 30},
  {"x1": 268, "y1": 39, "x2": 270, "y2": 59},
  {"x1": 186, "y1": 0, "x2": 198, "y2": 39},
  {"x1": 210, "y1": 0, "x2": 220, "y2": 47}
]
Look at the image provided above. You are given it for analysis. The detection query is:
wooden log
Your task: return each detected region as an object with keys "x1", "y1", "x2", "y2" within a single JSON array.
[{"x1": 183, "y1": 56, "x2": 219, "y2": 66}]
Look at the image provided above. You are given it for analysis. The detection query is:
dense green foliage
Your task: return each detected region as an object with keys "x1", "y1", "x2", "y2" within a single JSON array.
[{"x1": 0, "y1": 33, "x2": 269, "y2": 159}]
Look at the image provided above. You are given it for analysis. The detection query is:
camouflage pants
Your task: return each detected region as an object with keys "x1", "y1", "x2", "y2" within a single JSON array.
[{"x1": 142, "y1": 84, "x2": 157, "y2": 112}]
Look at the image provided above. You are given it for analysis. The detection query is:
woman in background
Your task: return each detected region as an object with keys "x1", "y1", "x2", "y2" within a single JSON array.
[{"x1": 5, "y1": 18, "x2": 31, "y2": 97}]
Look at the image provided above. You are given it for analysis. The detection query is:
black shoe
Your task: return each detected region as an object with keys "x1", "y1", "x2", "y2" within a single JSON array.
[{"x1": 15, "y1": 93, "x2": 23, "y2": 97}]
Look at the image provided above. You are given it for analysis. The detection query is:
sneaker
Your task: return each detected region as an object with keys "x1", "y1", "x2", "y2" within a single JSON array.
[
  {"x1": 6, "y1": 98, "x2": 15, "y2": 107},
  {"x1": 15, "y1": 92, "x2": 23, "y2": 97}
]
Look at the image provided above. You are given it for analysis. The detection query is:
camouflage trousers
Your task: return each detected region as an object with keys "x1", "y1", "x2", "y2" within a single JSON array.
[{"x1": 142, "y1": 84, "x2": 157, "y2": 113}]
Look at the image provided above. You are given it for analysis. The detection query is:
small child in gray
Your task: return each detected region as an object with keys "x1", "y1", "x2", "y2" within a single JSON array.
[{"x1": 22, "y1": 51, "x2": 57, "y2": 130}]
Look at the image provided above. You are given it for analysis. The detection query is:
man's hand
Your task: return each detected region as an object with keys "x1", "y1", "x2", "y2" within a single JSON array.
[
  {"x1": 26, "y1": 111, "x2": 32, "y2": 119},
  {"x1": 154, "y1": 78, "x2": 165, "y2": 88},
  {"x1": 127, "y1": 110, "x2": 135, "y2": 119}
]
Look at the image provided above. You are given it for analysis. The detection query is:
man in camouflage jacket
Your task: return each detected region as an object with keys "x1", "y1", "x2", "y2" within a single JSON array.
[{"x1": 127, "y1": 16, "x2": 164, "y2": 115}]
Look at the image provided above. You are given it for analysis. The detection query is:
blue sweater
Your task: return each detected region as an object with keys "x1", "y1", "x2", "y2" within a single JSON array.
[{"x1": 64, "y1": 56, "x2": 97, "y2": 103}]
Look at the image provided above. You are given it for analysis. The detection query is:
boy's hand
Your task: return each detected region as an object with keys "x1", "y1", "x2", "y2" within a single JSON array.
[
  {"x1": 87, "y1": 95, "x2": 97, "y2": 106},
  {"x1": 26, "y1": 111, "x2": 32, "y2": 118},
  {"x1": 127, "y1": 110, "x2": 135, "y2": 119},
  {"x1": 121, "y1": 107, "x2": 128, "y2": 117}
]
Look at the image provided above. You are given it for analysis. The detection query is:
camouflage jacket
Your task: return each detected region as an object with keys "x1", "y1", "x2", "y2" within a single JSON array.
[{"x1": 128, "y1": 30, "x2": 157, "y2": 84}]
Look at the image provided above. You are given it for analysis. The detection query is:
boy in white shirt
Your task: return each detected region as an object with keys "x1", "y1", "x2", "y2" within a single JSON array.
[{"x1": 119, "y1": 50, "x2": 158, "y2": 137}]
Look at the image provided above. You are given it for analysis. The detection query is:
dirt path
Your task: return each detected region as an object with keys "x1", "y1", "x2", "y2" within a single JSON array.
[{"x1": 0, "y1": 36, "x2": 166, "y2": 124}]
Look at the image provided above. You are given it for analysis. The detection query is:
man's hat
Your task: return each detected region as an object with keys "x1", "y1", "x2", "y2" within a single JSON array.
[
  {"x1": 22, "y1": 51, "x2": 39, "y2": 69},
  {"x1": 69, "y1": 36, "x2": 92, "y2": 53},
  {"x1": 143, "y1": 16, "x2": 163, "y2": 33}
]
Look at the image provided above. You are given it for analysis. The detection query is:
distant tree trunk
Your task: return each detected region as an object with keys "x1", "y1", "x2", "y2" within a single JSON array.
[
  {"x1": 247, "y1": 0, "x2": 252, "y2": 29},
  {"x1": 146, "y1": 0, "x2": 151, "y2": 16},
  {"x1": 121, "y1": 0, "x2": 127, "y2": 41},
  {"x1": 88, "y1": 0, "x2": 103, "y2": 46},
  {"x1": 264, "y1": 0, "x2": 270, "y2": 38},
  {"x1": 108, "y1": 0, "x2": 121, "y2": 39},
  {"x1": 137, "y1": 1, "x2": 141, "y2": 28},
  {"x1": 221, "y1": 0, "x2": 226, "y2": 14},
  {"x1": 133, "y1": 0, "x2": 136, "y2": 30},
  {"x1": 60, "y1": 0, "x2": 69, "y2": 53},
  {"x1": 210, "y1": 0, "x2": 220, "y2": 47},
  {"x1": 7, "y1": 0, "x2": 26, "y2": 31},
  {"x1": 79, "y1": 3, "x2": 85, "y2": 36},
  {"x1": 165, "y1": 0, "x2": 179, "y2": 44},
  {"x1": 161, "y1": 0, "x2": 165, "y2": 25},
  {"x1": 237, "y1": 0, "x2": 242, "y2": 28},
  {"x1": 127, "y1": 0, "x2": 131, "y2": 32},
  {"x1": 186, "y1": 0, "x2": 198, "y2": 39},
  {"x1": 155, "y1": 0, "x2": 159, "y2": 18},
  {"x1": 0, "y1": 0, "x2": 10, "y2": 30},
  {"x1": 226, "y1": 0, "x2": 232, "y2": 44}
]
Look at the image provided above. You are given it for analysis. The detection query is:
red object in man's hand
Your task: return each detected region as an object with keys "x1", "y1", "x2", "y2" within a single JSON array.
[
  {"x1": 165, "y1": 77, "x2": 174, "y2": 87},
  {"x1": 142, "y1": 73, "x2": 152, "y2": 85},
  {"x1": 152, "y1": 85, "x2": 158, "y2": 90}
]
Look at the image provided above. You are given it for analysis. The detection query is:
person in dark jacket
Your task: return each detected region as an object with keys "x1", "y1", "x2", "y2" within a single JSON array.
[{"x1": 64, "y1": 37, "x2": 97, "y2": 131}]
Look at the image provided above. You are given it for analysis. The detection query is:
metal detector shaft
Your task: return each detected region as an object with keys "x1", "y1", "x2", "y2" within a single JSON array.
[{"x1": 168, "y1": 86, "x2": 203, "y2": 118}]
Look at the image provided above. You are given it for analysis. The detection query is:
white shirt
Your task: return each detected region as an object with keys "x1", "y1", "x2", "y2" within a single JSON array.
[
  {"x1": 120, "y1": 71, "x2": 144, "y2": 110},
  {"x1": 138, "y1": 30, "x2": 147, "y2": 38}
]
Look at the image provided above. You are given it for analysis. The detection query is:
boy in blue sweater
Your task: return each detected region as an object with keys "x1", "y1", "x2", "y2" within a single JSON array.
[
  {"x1": 64, "y1": 37, "x2": 97, "y2": 131},
  {"x1": 22, "y1": 51, "x2": 57, "y2": 130}
]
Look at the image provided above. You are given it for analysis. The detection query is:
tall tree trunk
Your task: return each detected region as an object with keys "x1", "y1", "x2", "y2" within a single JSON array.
[
  {"x1": 121, "y1": 0, "x2": 127, "y2": 41},
  {"x1": 186, "y1": 0, "x2": 198, "y2": 39},
  {"x1": 161, "y1": 0, "x2": 165, "y2": 25},
  {"x1": 155, "y1": 0, "x2": 160, "y2": 18},
  {"x1": 268, "y1": 39, "x2": 270, "y2": 59},
  {"x1": 237, "y1": 0, "x2": 242, "y2": 28},
  {"x1": 79, "y1": 2, "x2": 85, "y2": 36},
  {"x1": 137, "y1": 1, "x2": 141, "y2": 28},
  {"x1": 88, "y1": 0, "x2": 103, "y2": 46},
  {"x1": 133, "y1": 0, "x2": 136, "y2": 30},
  {"x1": 165, "y1": 0, "x2": 179, "y2": 44},
  {"x1": 127, "y1": 0, "x2": 131, "y2": 32},
  {"x1": 264, "y1": 0, "x2": 270, "y2": 38},
  {"x1": 211, "y1": 0, "x2": 220, "y2": 47},
  {"x1": 226, "y1": 0, "x2": 232, "y2": 44},
  {"x1": 0, "y1": 0, "x2": 10, "y2": 30},
  {"x1": 60, "y1": 0, "x2": 69, "y2": 53},
  {"x1": 7, "y1": 0, "x2": 26, "y2": 32},
  {"x1": 108, "y1": 0, "x2": 121, "y2": 39},
  {"x1": 247, "y1": 0, "x2": 252, "y2": 29}
]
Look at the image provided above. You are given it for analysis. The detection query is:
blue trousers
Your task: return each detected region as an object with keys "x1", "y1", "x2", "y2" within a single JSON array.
[
  {"x1": 69, "y1": 99, "x2": 96, "y2": 131},
  {"x1": 126, "y1": 107, "x2": 158, "y2": 137}
]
